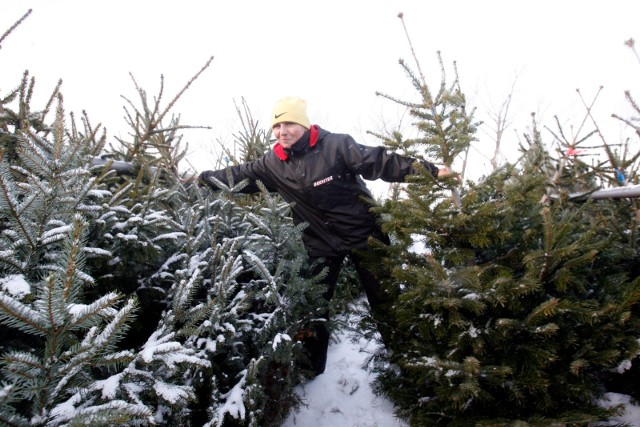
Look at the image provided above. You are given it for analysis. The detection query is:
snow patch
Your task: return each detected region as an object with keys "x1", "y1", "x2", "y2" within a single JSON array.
[
  {"x1": 153, "y1": 381, "x2": 192, "y2": 404},
  {"x1": 272, "y1": 333, "x2": 291, "y2": 350},
  {"x1": 282, "y1": 327, "x2": 407, "y2": 427},
  {"x1": 0, "y1": 274, "x2": 30, "y2": 298},
  {"x1": 616, "y1": 359, "x2": 633, "y2": 374},
  {"x1": 600, "y1": 392, "x2": 640, "y2": 426},
  {"x1": 100, "y1": 373, "x2": 123, "y2": 399},
  {"x1": 216, "y1": 370, "x2": 247, "y2": 426}
]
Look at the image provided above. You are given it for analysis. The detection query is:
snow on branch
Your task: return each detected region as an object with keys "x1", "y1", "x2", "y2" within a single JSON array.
[
  {"x1": 0, "y1": 292, "x2": 47, "y2": 335},
  {"x1": 139, "y1": 326, "x2": 210, "y2": 369},
  {"x1": 66, "y1": 292, "x2": 121, "y2": 328},
  {"x1": 50, "y1": 396, "x2": 153, "y2": 426},
  {"x1": 213, "y1": 369, "x2": 248, "y2": 427}
]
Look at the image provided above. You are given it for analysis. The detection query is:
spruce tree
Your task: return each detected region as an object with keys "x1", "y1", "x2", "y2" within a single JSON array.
[
  {"x1": 0, "y1": 65, "x2": 219, "y2": 423},
  {"x1": 1, "y1": 16, "x2": 327, "y2": 423},
  {"x1": 366, "y1": 47, "x2": 640, "y2": 425},
  {"x1": 175, "y1": 105, "x2": 326, "y2": 427}
]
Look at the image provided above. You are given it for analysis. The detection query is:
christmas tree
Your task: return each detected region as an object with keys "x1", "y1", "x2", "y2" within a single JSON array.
[
  {"x1": 365, "y1": 30, "x2": 640, "y2": 426},
  {"x1": 0, "y1": 14, "x2": 327, "y2": 425}
]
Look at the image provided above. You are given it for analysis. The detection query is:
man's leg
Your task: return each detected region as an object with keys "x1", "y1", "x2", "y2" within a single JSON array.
[
  {"x1": 351, "y1": 251, "x2": 395, "y2": 348},
  {"x1": 301, "y1": 255, "x2": 344, "y2": 376}
]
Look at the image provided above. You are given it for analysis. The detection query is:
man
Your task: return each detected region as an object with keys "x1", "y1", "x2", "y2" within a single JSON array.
[{"x1": 199, "y1": 96, "x2": 452, "y2": 376}]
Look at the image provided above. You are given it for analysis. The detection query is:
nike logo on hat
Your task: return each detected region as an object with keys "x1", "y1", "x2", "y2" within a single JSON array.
[{"x1": 275, "y1": 112, "x2": 286, "y2": 119}]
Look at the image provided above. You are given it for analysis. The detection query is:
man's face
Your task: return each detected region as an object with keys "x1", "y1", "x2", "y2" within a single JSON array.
[{"x1": 273, "y1": 122, "x2": 307, "y2": 149}]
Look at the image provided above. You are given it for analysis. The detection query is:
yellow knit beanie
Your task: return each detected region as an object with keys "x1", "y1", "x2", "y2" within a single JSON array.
[{"x1": 271, "y1": 96, "x2": 310, "y2": 129}]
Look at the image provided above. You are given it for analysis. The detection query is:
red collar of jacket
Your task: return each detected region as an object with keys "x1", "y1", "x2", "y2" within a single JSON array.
[{"x1": 273, "y1": 125, "x2": 319, "y2": 161}]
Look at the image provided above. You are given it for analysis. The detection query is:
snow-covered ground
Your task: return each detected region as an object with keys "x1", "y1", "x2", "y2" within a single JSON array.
[
  {"x1": 281, "y1": 326, "x2": 407, "y2": 427},
  {"x1": 282, "y1": 312, "x2": 640, "y2": 427}
]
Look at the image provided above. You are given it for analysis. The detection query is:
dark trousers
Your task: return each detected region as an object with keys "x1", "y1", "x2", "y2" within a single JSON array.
[{"x1": 303, "y1": 250, "x2": 391, "y2": 376}]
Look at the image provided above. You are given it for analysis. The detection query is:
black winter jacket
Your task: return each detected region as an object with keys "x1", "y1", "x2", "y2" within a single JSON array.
[{"x1": 200, "y1": 125, "x2": 438, "y2": 257}]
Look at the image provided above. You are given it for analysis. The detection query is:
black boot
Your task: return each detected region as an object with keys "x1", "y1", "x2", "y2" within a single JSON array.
[{"x1": 297, "y1": 322, "x2": 330, "y2": 377}]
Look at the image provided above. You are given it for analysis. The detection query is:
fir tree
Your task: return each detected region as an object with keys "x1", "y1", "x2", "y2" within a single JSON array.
[
  {"x1": 367, "y1": 40, "x2": 640, "y2": 426},
  {"x1": 1, "y1": 16, "x2": 328, "y2": 423},
  {"x1": 172, "y1": 109, "x2": 326, "y2": 427}
]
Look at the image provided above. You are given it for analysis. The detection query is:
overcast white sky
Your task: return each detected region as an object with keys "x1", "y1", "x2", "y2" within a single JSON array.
[{"x1": 1, "y1": 0, "x2": 639, "y2": 178}]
